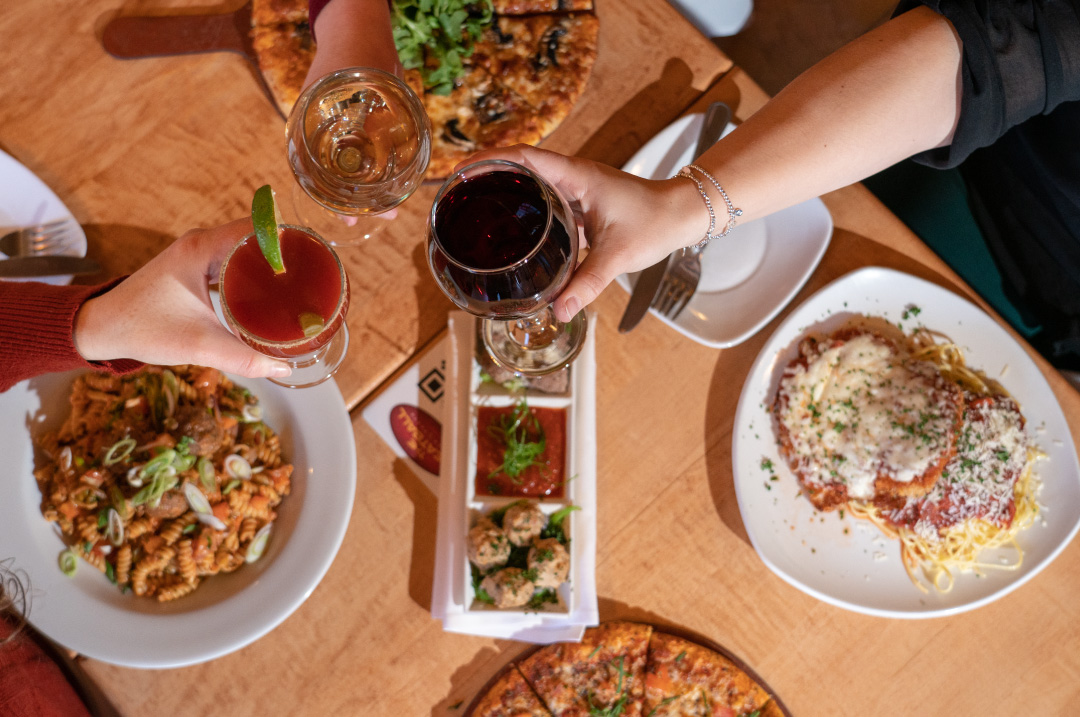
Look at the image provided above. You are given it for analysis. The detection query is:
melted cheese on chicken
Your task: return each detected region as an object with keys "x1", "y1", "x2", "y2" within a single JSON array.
[{"x1": 775, "y1": 333, "x2": 959, "y2": 501}]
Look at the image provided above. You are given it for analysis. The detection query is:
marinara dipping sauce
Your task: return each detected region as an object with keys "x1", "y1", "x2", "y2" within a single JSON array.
[{"x1": 475, "y1": 405, "x2": 567, "y2": 498}]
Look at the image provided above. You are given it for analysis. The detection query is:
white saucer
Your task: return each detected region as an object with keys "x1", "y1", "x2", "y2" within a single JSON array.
[
  {"x1": 0, "y1": 148, "x2": 87, "y2": 285},
  {"x1": 616, "y1": 113, "x2": 832, "y2": 349}
]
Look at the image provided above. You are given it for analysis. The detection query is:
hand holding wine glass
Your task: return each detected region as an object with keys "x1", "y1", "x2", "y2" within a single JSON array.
[
  {"x1": 287, "y1": 67, "x2": 431, "y2": 245},
  {"x1": 455, "y1": 145, "x2": 711, "y2": 322},
  {"x1": 427, "y1": 159, "x2": 588, "y2": 375}
]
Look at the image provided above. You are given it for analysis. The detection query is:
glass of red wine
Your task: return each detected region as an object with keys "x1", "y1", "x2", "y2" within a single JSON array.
[
  {"x1": 427, "y1": 159, "x2": 587, "y2": 375},
  {"x1": 219, "y1": 225, "x2": 350, "y2": 388}
]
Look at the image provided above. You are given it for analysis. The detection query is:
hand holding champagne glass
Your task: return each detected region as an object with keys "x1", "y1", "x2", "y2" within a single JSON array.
[
  {"x1": 427, "y1": 159, "x2": 587, "y2": 375},
  {"x1": 287, "y1": 67, "x2": 431, "y2": 245}
]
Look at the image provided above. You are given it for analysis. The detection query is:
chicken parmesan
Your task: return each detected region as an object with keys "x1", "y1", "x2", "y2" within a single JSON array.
[
  {"x1": 771, "y1": 319, "x2": 1041, "y2": 592},
  {"x1": 773, "y1": 328, "x2": 964, "y2": 509}
]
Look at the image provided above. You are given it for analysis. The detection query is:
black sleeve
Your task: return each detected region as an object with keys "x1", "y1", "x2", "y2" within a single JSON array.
[{"x1": 895, "y1": 0, "x2": 1080, "y2": 168}]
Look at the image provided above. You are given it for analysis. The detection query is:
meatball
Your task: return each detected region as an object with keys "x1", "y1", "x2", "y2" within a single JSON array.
[
  {"x1": 480, "y1": 568, "x2": 535, "y2": 609},
  {"x1": 466, "y1": 518, "x2": 511, "y2": 571},
  {"x1": 502, "y1": 502, "x2": 546, "y2": 546},
  {"x1": 144, "y1": 489, "x2": 188, "y2": 520},
  {"x1": 527, "y1": 538, "x2": 570, "y2": 589},
  {"x1": 177, "y1": 404, "x2": 225, "y2": 457}
]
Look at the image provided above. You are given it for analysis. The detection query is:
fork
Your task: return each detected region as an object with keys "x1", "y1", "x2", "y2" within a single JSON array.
[
  {"x1": 0, "y1": 218, "x2": 77, "y2": 257},
  {"x1": 651, "y1": 245, "x2": 703, "y2": 320}
]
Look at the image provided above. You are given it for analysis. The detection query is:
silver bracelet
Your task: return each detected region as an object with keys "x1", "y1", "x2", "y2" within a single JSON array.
[
  {"x1": 676, "y1": 171, "x2": 720, "y2": 249},
  {"x1": 676, "y1": 164, "x2": 742, "y2": 248}
]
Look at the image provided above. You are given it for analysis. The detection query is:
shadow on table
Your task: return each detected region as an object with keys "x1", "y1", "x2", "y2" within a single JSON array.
[
  {"x1": 575, "y1": 58, "x2": 725, "y2": 169},
  {"x1": 411, "y1": 236, "x2": 456, "y2": 355},
  {"x1": 393, "y1": 456, "x2": 440, "y2": 612},
  {"x1": 72, "y1": 223, "x2": 175, "y2": 284},
  {"x1": 701, "y1": 227, "x2": 963, "y2": 549}
]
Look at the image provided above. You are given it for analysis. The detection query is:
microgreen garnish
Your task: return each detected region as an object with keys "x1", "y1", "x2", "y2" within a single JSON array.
[
  {"x1": 587, "y1": 657, "x2": 628, "y2": 717},
  {"x1": 541, "y1": 505, "x2": 580, "y2": 544},
  {"x1": 487, "y1": 399, "x2": 547, "y2": 482},
  {"x1": 391, "y1": 0, "x2": 494, "y2": 95}
]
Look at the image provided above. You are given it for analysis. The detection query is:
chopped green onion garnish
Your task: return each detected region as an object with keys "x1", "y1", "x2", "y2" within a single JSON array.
[
  {"x1": 183, "y1": 482, "x2": 212, "y2": 515},
  {"x1": 105, "y1": 508, "x2": 124, "y2": 546},
  {"x1": 59, "y1": 549, "x2": 78, "y2": 576},
  {"x1": 197, "y1": 457, "x2": 216, "y2": 491},
  {"x1": 245, "y1": 524, "x2": 272, "y2": 563},
  {"x1": 224, "y1": 454, "x2": 252, "y2": 480},
  {"x1": 103, "y1": 437, "x2": 136, "y2": 466}
]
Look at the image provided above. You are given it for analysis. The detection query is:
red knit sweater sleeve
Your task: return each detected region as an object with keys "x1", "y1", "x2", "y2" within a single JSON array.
[
  {"x1": 0, "y1": 280, "x2": 143, "y2": 393},
  {"x1": 0, "y1": 616, "x2": 92, "y2": 717},
  {"x1": 309, "y1": 0, "x2": 334, "y2": 39}
]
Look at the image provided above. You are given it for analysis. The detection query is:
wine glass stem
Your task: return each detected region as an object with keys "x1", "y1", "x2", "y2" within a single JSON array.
[{"x1": 509, "y1": 307, "x2": 562, "y2": 349}]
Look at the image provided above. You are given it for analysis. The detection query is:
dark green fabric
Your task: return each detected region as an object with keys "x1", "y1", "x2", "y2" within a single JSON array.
[{"x1": 863, "y1": 159, "x2": 1042, "y2": 338}]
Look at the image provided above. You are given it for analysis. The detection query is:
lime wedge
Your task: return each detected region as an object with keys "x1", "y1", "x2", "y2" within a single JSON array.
[
  {"x1": 251, "y1": 184, "x2": 285, "y2": 274},
  {"x1": 299, "y1": 312, "x2": 326, "y2": 338}
]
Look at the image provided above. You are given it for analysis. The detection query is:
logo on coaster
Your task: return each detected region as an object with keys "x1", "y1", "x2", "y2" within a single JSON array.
[
  {"x1": 418, "y1": 367, "x2": 445, "y2": 403},
  {"x1": 390, "y1": 404, "x2": 441, "y2": 475}
]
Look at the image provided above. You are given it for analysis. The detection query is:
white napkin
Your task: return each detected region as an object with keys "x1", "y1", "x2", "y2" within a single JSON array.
[{"x1": 429, "y1": 312, "x2": 599, "y2": 643}]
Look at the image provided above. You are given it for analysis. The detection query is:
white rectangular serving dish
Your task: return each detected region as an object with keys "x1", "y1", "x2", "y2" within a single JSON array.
[{"x1": 432, "y1": 312, "x2": 598, "y2": 628}]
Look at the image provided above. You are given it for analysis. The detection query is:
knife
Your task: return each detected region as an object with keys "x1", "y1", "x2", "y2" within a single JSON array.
[
  {"x1": 0, "y1": 255, "x2": 102, "y2": 278},
  {"x1": 617, "y1": 101, "x2": 731, "y2": 333}
]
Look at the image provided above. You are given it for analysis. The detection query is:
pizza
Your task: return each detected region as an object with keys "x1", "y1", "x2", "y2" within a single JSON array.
[
  {"x1": 249, "y1": 0, "x2": 599, "y2": 178},
  {"x1": 518, "y1": 621, "x2": 652, "y2": 717},
  {"x1": 643, "y1": 633, "x2": 776, "y2": 717},
  {"x1": 473, "y1": 666, "x2": 555, "y2": 717},
  {"x1": 468, "y1": 622, "x2": 786, "y2": 717}
]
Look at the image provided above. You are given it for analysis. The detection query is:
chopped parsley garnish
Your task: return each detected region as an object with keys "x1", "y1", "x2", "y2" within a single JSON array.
[{"x1": 391, "y1": 0, "x2": 494, "y2": 96}]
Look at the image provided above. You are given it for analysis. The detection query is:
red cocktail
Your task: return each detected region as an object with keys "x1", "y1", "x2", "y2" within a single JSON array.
[{"x1": 220, "y1": 224, "x2": 350, "y2": 387}]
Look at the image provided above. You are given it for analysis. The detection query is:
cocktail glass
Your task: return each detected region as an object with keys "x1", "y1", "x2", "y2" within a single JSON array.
[
  {"x1": 286, "y1": 67, "x2": 431, "y2": 245},
  {"x1": 219, "y1": 224, "x2": 350, "y2": 388}
]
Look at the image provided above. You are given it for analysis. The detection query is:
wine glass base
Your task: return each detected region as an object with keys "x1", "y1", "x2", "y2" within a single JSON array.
[
  {"x1": 483, "y1": 312, "x2": 587, "y2": 377},
  {"x1": 269, "y1": 325, "x2": 350, "y2": 389},
  {"x1": 289, "y1": 183, "x2": 386, "y2": 247}
]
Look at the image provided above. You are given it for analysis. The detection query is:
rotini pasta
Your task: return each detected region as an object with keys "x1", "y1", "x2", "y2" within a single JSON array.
[{"x1": 34, "y1": 365, "x2": 294, "y2": 602}]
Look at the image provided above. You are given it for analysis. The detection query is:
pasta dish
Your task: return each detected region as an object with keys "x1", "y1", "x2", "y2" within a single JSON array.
[
  {"x1": 34, "y1": 365, "x2": 292, "y2": 602},
  {"x1": 772, "y1": 318, "x2": 1042, "y2": 593}
]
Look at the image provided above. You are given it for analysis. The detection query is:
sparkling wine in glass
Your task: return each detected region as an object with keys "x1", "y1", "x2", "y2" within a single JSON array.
[
  {"x1": 287, "y1": 67, "x2": 431, "y2": 245},
  {"x1": 219, "y1": 224, "x2": 350, "y2": 388},
  {"x1": 427, "y1": 159, "x2": 587, "y2": 375}
]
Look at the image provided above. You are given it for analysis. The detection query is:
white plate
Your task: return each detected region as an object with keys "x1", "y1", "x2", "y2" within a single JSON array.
[
  {"x1": 616, "y1": 113, "x2": 832, "y2": 348},
  {"x1": 0, "y1": 148, "x2": 88, "y2": 285},
  {"x1": 0, "y1": 371, "x2": 356, "y2": 668},
  {"x1": 732, "y1": 267, "x2": 1080, "y2": 618}
]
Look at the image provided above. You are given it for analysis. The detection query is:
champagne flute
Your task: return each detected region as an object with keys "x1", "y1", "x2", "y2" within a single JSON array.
[
  {"x1": 427, "y1": 159, "x2": 587, "y2": 376},
  {"x1": 286, "y1": 67, "x2": 431, "y2": 245}
]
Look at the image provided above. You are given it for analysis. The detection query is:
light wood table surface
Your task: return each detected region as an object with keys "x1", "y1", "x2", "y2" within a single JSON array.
[{"x1": 6, "y1": 2, "x2": 1080, "y2": 716}]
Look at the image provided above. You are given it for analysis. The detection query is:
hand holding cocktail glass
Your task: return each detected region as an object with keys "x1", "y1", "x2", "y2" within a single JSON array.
[{"x1": 218, "y1": 187, "x2": 351, "y2": 389}]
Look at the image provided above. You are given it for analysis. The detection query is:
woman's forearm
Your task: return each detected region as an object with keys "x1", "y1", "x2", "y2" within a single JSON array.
[
  {"x1": 304, "y1": 0, "x2": 402, "y2": 88},
  {"x1": 687, "y1": 7, "x2": 963, "y2": 236}
]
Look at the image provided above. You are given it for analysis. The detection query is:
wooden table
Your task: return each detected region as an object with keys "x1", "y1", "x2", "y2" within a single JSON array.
[{"x1": 6, "y1": 1, "x2": 1080, "y2": 715}]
